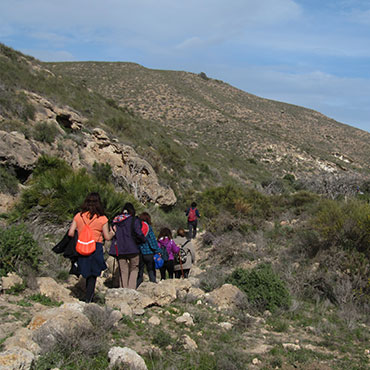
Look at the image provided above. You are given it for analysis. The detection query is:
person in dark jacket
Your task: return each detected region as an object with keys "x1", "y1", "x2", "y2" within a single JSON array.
[
  {"x1": 109, "y1": 202, "x2": 145, "y2": 289},
  {"x1": 136, "y1": 212, "x2": 162, "y2": 288}
]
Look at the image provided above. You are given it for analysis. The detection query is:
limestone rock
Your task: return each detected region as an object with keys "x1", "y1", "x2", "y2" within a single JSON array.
[
  {"x1": 108, "y1": 346, "x2": 147, "y2": 370},
  {"x1": 80, "y1": 128, "x2": 176, "y2": 206},
  {"x1": 175, "y1": 312, "x2": 194, "y2": 327},
  {"x1": 137, "y1": 281, "x2": 176, "y2": 306},
  {"x1": 180, "y1": 335, "x2": 198, "y2": 351},
  {"x1": 148, "y1": 316, "x2": 161, "y2": 326},
  {"x1": 2, "y1": 273, "x2": 23, "y2": 291},
  {"x1": 219, "y1": 322, "x2": 233, "y2": 330},
  {"x1": 27, "y1": 302, "x2": 92, "y2": 348},
  {"x1": 206, "y1": 283, "x2": 245, "y2": 310},
  {"x1": 36, "y1": 277, "x2": 76, "y2": 303},
  {"x1": 3, "y1": 328, "x2": 41, "y2": 354},
  {"x1": 0, "y1": 131, "x2": 39, "y2": 171},
  {"x1": 0, "y1": 346, "x2": 34, "y2": 370},
  {"x1": 105, "y1": 288, "x2": 155, "y2": 314}
]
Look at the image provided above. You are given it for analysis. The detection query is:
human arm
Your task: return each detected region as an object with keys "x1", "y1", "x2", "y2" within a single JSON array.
[
  {"x1": 171, "y1": 240, "x2": 180, "y2": 254},
  {"x1": 68, "y1": 220, "x2": 77, "y2": 237},
  {"x1": 102, "y1": 222, "x2": 115, "y2": 241},
  {"x1": 196, "y1": 209, "x2": 201, "y2": 218}
]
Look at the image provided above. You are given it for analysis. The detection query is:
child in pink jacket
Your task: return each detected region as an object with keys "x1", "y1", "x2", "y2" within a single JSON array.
[{"x1": 157, "y1": 227, "x2": 180, "y2": 279}]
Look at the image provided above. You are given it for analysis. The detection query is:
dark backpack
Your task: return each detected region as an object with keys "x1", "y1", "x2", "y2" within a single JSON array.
[
  {"x1": 158, "y1": 241, "x2": 169, "y2": 262},
  {"x1": 174, "y1": 240, "x2": 190, "y2": 264}
]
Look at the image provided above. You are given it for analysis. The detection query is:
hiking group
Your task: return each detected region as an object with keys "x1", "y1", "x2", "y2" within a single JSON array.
[{"x1": 62, "y1": 192, "x2": 199, "y2": 303}]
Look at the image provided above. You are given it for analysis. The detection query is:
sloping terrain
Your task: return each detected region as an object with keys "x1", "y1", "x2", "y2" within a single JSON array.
[{"x1": 46, "y1": 61, "x2": 370, "y2": 180}]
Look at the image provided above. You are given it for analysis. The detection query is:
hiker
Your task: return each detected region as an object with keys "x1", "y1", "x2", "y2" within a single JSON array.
[
  {"x1": 68, "y1": 192, "x2": 114, "y2": 303},
  {"x1": 173, "y1": 228, "x2": 196, "y2": 279},
  {"x1": 109, "y1": 202, "x2": 146, "y2": 289},
  {"x1": 136, "y1": 212, "x2": 162, "y2": 288},
  {"x1": 185, "y1": 202, "x2": 200, "y2": 239},
  {"x1": 157, "y1": 228, "x2": 180, "y2": 280}
]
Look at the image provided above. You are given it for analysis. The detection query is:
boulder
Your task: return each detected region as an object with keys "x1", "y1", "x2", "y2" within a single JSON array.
[
  {"x1": 3, "y1": 328, "x2": 41, "y2": 354},
  {"x1": 27, "y1": 302, "x2": 92, "y2": 348},
  {"x1": 105, "y1": 288, "x2": 155, "y2": 314},
  {"x1": 180, "y1": 335, "x2": 198, "y2": 351},
  {"x1": 137, "y1": 279, "x2": 192, "y2": 306},
  {"x1": 205, "y1": 283, "x2": 245, "y2": 310},
  {"x1": 36, "y1": 277, "x2": 76, "y2": 303},
  {"x1": 2, "y1": 273, "x2": 23, "y2": 291},
  {"x1": 108, "y1": 346, "x2": 147, "y2": 370},
  {"x1": 0, "y1": 346, "x2": 34, "y2": 370},
  {"x1": 175, "y1": 312, "x2": 194, "y2": 327}
]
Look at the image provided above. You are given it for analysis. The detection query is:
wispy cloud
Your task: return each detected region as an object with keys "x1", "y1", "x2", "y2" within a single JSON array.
[{"x1": 0, "y1": 0, "x2": 369, "y2": 131}]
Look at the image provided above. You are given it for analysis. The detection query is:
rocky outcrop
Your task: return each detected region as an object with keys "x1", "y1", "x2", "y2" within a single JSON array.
[
  {"x1": 0, "y1": 124, "x2": 176, "y2": 207},
  {"x1": 80, "y1": 128, "x2": 176, "y2": 206}
]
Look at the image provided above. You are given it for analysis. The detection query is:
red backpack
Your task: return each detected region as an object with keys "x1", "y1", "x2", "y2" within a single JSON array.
[
  {"x1": 75, "y1": 215, "x2": 96, "y2": 256},
  {"x1": 188, "y1": 208, "x2": 197, "y2": 222}
]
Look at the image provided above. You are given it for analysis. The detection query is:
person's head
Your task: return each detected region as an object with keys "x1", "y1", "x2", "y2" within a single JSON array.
[
  {"x1": 139, "y1": 212, "x2": 151, "y2": 225},
  {"x1": 177, "y1": 228, "x2": 186, "y2": 237},
  {"x1": 81, "y1": 192, "x2": 104, "y2": 218},
  {"x1": 122, "y1": 202, "x2": 135, "y2": 217},
  {"x1": 191, "y1": 202, "x2": 197, "y2": 208},
  {"x1": 158, "y1": 227, "x2": 172, "y2": 240}
]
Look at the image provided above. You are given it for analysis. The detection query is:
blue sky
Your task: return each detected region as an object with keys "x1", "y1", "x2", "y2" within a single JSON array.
[{"x1": 1, "y1": 0, "x2": 370, "y2": 132}]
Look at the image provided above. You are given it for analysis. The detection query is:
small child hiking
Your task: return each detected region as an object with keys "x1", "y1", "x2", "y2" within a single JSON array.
[{"x1": 157, "y1": 227, "x2": 180, "y2": 280}]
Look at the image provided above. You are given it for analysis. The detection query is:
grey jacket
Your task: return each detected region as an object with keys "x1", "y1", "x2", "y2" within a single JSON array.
[{"x1": 173, "y1": 236, "x2": 196, "y2": 271}]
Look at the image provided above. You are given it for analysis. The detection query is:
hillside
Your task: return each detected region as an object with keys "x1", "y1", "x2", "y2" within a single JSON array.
[
  {"x1": 46, "y1": 61, "x2": 370, "y2": 181},
  {"x1": 0, "y1": 43, "x2": 370, "y2": 370}
]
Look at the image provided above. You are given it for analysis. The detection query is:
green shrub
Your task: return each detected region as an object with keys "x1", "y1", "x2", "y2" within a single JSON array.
[
  {"x1": 92, "y1": 161, "x2": 112, "y2": 184},
  {"x1": 312, "y1": 199, "x2": 370, "y2": 258},
  {"x1": 226, "y1": 264, "x2": 291, "y2": 313},
  {"x1": 32, "y1": 122, "x2": 59, "y2": 144},
  {"x1": 12, "y1": 155, "x2": 135, "y2": 222},
  {"x1": 28, "y1": 293, "x2": 62, "y2": 306},
  {"x1": 0, "y1": 166, "x2": 19, "y2": 195},
  {"x1": 0, "y1": 224, "x2": 42, "y2": 276}
]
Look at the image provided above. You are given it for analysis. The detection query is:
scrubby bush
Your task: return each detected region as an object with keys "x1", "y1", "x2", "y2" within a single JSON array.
[
  {"x1": 312, "y1": 199, "x2": 370, "y2": 258},
  {"x1": 0, "y1": 224, "x2": 42, "y2": 276},
  {"x1": 11, "y1": 155, "x2": 138, "y2": 222},
  {"x1": 199, "y1": 184, "x2": 271, "y2": 221},
  {"x1": 0, "y1": 165, "x2": 19, "y2": 195},
  {"x1": 226, "y1": 264, "x2": 291, "y2": 313},
  {"x1": 92, "y1": 161, "x2": 112, "y2": 184},
  {"x1": 32, "y1": 121, "x2": 59, "y2": 144}
]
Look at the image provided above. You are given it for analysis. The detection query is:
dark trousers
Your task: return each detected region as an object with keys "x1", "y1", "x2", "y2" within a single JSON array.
[
  {"x1": 175, "y1": 269, "x2": 190, "y2": 279},
  {"x1": 188, "y1": 220, "x2": 198, "y2": 239},
  {"x1": 85, "y1": 276, "x2": 97, "y2": 303},
  {"x1": 160, "y1": 260, "x2": 174, "y2": 279},
  {"x1": 137, "y1": 253, "x2": 156, "y2": 288}
]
